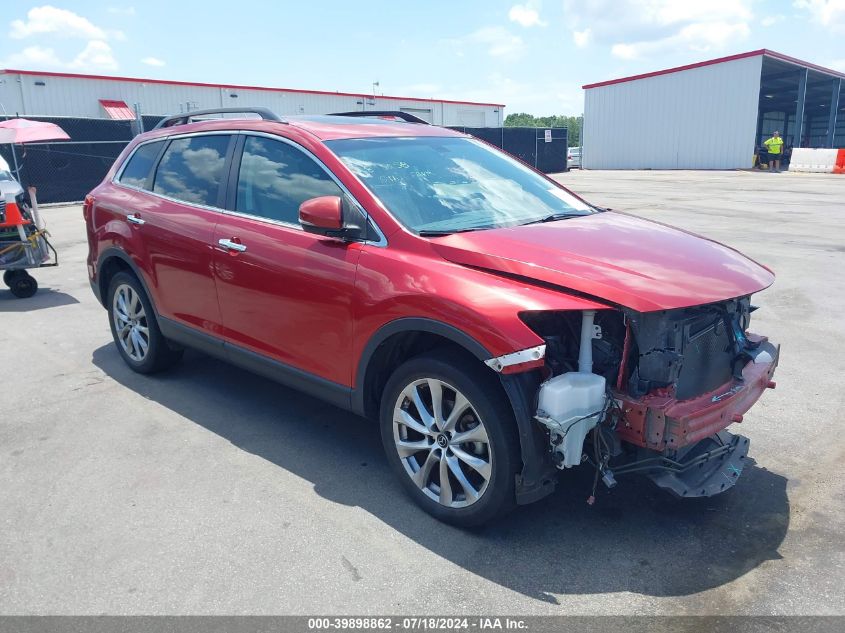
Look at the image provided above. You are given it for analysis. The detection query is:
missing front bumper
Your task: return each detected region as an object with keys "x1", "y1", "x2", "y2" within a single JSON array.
[
  {"x1": 614, "y1": 338, "x2": 778, "y2": 451},
  {"x1": 617, "y1": 430, "x2": 751, "y2": 498}
]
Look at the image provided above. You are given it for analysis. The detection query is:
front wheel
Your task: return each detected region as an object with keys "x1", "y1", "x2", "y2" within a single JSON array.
[{"x1": 379, "y1": 349, "x2": 520, "y2": 527}]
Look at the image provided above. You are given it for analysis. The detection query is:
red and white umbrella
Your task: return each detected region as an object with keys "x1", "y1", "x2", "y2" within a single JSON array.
[
  {"x1": 0, "y1": 118, "x2": 70, "y2": 144},
  {"x1": 0, "y1": 118, "x2": 70, "y2": 179}
]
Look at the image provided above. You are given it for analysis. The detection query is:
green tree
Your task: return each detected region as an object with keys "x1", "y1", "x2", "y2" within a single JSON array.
[{"x1": 504, "y1": 112, "x2": 582, "y2": 146}]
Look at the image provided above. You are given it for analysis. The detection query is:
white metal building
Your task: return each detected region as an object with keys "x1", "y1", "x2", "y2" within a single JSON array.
[
  {"x1": 0, "y1": 69, "x2": 504, "y2": 127},
  {"x1": 582, "y1": 49, "x2": 845, "y2": 169}
]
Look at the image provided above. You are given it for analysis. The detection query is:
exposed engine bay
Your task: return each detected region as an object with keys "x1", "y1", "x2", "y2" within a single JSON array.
[{"x1": 521, "y1": 298, "x2": 779, "y2": 500}]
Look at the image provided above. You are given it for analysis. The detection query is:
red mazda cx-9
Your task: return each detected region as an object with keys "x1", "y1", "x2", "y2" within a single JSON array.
[{"x1": 85, "y1": 109, "x2": 778, "y2": 525}]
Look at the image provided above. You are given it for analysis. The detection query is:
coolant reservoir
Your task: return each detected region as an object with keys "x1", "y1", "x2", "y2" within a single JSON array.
[{"x1": 537, "y1": 372, "x2": 607, "y2": 468}]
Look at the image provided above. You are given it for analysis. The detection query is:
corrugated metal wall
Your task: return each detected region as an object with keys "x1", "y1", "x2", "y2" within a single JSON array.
[
  {"x1": 0, "y1": 73, "x2": 502, "y2": 127},
  {"x1": 583, "y1": 55, "x2": 763, "y2": 169}
]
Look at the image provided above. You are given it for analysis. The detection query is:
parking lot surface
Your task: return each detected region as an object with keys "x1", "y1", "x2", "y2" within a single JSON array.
[{"x1": 1, "y1": 170, "x2": 843, "y2": 615}]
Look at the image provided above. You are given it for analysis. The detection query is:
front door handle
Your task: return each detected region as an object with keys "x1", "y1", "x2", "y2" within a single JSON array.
[
  {"x1": 126, "y1": 214, "x2": 145, "y2": 226},
  {"x1": 218, "y1": 238, "x2": 247, "y2": 253}
]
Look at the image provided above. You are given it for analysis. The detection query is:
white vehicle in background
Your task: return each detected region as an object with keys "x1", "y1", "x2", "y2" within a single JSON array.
[
  {"x1": 0, "y1": 156, "x2": 24, "y2": 198},
  {"x1": 567, "y1": 146, "x2": 582, "y2": 169}
]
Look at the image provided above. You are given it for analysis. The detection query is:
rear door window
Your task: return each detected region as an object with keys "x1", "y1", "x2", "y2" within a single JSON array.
[
  {"x1": 235, "y1": 136, "x2": 342, "y2": 225},
  {"x1": 118, "y1": 140, "x2": 165, "y2": 189},
  {"x1": 153, "y1": 135, "x2": 231, "y2": 207}
]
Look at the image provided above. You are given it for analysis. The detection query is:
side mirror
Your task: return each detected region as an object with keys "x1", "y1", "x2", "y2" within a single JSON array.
[
  {"x1": 299, "y1": 195, "x2": 343, "y2": 234},
  {"x1": 299, "y1": 195, "x2": 368, "y2": 241}
]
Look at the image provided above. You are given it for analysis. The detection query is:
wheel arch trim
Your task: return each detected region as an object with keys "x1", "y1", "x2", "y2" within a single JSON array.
[
  {"x1": 95, "y1": 248, "x2": 156, "y2": 312},
  {"x1": 353, "y1": 317, "x2": 492, "y2": 416}
]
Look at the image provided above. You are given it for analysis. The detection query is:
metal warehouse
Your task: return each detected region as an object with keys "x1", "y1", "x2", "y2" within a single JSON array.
[
  {"x1": 582, "y1": 49, "x2": 845, "y2": 170},
  {"x1": 0, "y1": 69, "x2": 504, "y2": 127}
]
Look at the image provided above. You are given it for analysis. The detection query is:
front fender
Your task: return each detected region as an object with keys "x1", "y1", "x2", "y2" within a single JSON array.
[{"x1": 352, "y1": 248, "x2": 606, "y2": 374}]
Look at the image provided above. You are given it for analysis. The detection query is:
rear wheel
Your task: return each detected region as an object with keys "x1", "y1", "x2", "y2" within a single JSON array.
[
  {"x1": 107, "y1": 271, "x2": 182, "y2": 374},
  {"x1": 7, "y1": 271, "x2": 37, "y2": 298},
  {"x1": 380, "y1": 349, "x2": 520, "y2": 527}
]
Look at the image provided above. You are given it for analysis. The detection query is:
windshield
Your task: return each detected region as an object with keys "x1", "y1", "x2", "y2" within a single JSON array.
[
  {"x1": 326, "y1": 136, "x2": 592, "y2": 234},
  {"x1": 0, "y1": 170, "x2": 15, "y2": 182}
]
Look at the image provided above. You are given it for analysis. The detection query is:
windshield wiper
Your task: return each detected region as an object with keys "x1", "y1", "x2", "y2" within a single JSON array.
[
  {"x1": 521, "y1": 212, "x2": 588, "y2": 226},
  {"x1": 417, "y1": 227, "x2": 490, "y2": 237}
]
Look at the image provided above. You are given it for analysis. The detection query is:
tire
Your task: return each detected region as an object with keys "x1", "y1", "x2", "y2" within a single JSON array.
[
  {"x1": 107, "y1": 271, "x2": 183, "y2": 374},
  {"x1": 379, "y1": 348, "x2": 520, "y2": 527},
  {"x1": 3, "y1": 270, "x2": 18, "y2": 287},
  {"x1": 8, "y1": 271, "x2": 37, "y2": 298}
]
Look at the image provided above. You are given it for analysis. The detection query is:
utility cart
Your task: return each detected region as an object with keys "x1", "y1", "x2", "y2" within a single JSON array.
[{"x1": 1, "y1": 192, "x2": 57, "y2": 298}]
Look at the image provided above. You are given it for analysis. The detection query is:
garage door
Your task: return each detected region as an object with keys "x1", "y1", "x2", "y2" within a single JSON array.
[{"x1": 457, "y1": 110, "x2": 485, "y2": 127}]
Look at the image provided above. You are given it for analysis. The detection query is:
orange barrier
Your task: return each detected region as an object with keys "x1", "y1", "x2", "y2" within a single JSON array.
[
  {"x1": 0, "y1": 199, "x2": 32, "y2": 228},
  {"x1": 834, "y1": 148, "x2": 845, "y2": 174}
]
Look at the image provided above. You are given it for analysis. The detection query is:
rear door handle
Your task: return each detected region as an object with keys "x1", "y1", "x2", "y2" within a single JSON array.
[
  {"x1": 218, "y1": 238, "x2": 247, "y2": 253},
  {"x1": 126, "y1": 214, "x2": 145, "y2": 226}
]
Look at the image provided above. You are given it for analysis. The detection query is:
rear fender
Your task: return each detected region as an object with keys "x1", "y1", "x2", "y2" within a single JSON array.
[{"x1": 95, "y1": 247, "x2": 157, "y2": 312}]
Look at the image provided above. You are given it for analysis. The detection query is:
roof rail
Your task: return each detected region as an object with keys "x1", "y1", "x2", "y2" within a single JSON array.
[
  {"x1": 153, "y1": 107, "x2": 284, "y2": 130},
  {"x1": 329, "y1": 110, "x2": 430, "y2": 125}
]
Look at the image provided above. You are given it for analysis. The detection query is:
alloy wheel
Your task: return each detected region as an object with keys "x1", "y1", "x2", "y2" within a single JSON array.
[
  {"x1": 112, "y1": 283, "x2": 150, "y2": 362},
  {"x1": 392, "y1": 378, "x2": 492, "y2": 508}
]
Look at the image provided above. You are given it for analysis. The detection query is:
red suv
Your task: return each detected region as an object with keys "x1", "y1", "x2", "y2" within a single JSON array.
[{"x1": 85, "y1": 108, "x2": 779, "y2": 526}]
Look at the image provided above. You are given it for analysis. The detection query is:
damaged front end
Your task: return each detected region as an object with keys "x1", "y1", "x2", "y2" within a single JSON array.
[{"x1": 520, "y1": 297, "x2": 779, "y2": 500}]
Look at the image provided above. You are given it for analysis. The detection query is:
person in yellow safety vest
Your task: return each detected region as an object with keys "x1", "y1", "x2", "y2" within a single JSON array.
[{"x1": 763, "y1": 131, "x2": 784, "y2": 172}]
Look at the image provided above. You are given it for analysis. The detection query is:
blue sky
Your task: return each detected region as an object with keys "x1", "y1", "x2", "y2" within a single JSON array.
[{"x1": 1, "y1": 1, "x2": 843, "y2": 115}]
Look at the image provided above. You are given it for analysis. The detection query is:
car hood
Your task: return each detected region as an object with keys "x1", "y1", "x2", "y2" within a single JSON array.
[{"x1": 430, "y1": 212, "x2": 774, "y2": 312}]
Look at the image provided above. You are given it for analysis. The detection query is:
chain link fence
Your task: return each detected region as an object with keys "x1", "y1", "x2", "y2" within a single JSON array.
[
  {"x1": 0, "y1": 115, "x2": 143, "y2": 204},
  {"x1": 1, "y1": 116, "x2": 567, "y2": 205},
  {"x1": 448, "y1": 126, "x2": 568, "y2": 173}
]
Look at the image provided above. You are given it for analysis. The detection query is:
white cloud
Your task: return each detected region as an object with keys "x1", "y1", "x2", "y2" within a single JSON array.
[
  {"x1": 0, "y1": 45, "x2": 64, "y2": 68},
  {"x1": 573, "y1": 28, "x2": 592, "y2": 47},
  {"x1": 508, "y1": 3, "x2": 547, "y2": 27},
  {"x1": 141, "y1": 56, "x2": 165, "y2": 67},
  {"x1": 10, "y1": 5, "x2": 108, "y2": 40},
  {"x1": 4, "y1": 6, "x2": 121, "y2": 71},
  {"x1": 0, "y1": 40, "x2": 117, "y2": 71},
  {"x1": 794, "y1": 0, "x2": 845, "y2": 31},
  {"x1": 69, "y1": 40, "x2": 118, "y2": 70},
  {"x1": 761, "y1": 14, "x2": 785, "y2": 26},
  {"x1": 465, "y1": 26, "x2": 525, "y2": 59},
  {"x1": 654, "y1": 2, "x2": 752, "y2": 25},
  {"x1": 612, "y1": 21, "x2": 750, "y2": 60},
  {"x1": 563, "y1": 0, "x2": 754, "y2": 59}
]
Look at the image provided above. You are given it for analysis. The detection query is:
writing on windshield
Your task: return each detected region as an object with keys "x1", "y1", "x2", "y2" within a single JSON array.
[{"x1": 327, "y1": 136, "x2": 592, "y2": 234}]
